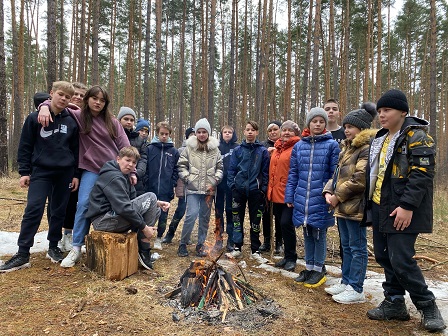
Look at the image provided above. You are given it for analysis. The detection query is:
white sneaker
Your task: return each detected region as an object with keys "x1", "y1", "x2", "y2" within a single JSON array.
[
  {"x1": 250, "y1": 252, "x2": 268, "y2": 263},
  {"x1": 226, "y1": 249, "x2": 242, "y2": 259},
  {"x1": 57, "y1": 239, "x2": 65, "y2": 252},
  {"x1": 153, "y1": 238, "x2": 163, "y2": 250},
  {"x1": 325, "y1": 283, "x2": 347, "y2": 296},
  {"x1": 63, "y1": 233, "x2": 73, "y2": 252},
  {"x1": 332, "y1": 285, "x2": 365, "y2": 304},
  {"x1": 61, "y1": 249, "x2": 82, "y2": 268}
]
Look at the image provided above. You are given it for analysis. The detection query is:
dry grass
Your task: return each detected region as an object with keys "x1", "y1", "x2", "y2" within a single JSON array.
[{"x1": 1, "y1": 176, "x2": 447, "y2": 335}]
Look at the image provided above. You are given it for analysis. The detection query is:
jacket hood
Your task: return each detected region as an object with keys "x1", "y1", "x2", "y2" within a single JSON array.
[
  {"x1": 274, "y1": 136, "x2": 300, "y2": 150},
  {"x1": 151, "y1": 135, "x2": 174, "y2": 144},
  {"x1": 219, "y1": 130, "x2": 238, "y2": 144},
  {"x1": 186, "y1": 135, "x2": 220, "y2": 150},
  {"x1": 98, "y1": 160, "x2": 125, "y2": 181},
  {"x1": 346, "y1": 129, "x2": 378, "y2": 148},
  {"x1": 301, "y1": 130, "x2": 333, "y2": 142}
]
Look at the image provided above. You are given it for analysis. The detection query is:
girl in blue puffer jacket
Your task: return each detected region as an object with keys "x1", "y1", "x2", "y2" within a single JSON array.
[{"x1": 285, "y1": 107, "x2": 340, "y2": 288}]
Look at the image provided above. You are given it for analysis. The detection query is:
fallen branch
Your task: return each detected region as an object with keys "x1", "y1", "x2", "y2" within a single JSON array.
[{"x1": 413, "y1": 255, "x2": 439, "y2": 263}]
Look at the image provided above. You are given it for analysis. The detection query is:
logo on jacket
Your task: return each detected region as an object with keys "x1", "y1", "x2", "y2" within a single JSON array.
[{"x1": 40, "y1": 128, "x2": 59, "y2": 138}]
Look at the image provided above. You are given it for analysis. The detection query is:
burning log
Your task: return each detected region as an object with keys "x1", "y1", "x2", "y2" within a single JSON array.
[{"x1": 169, "y1": 254, "x2": 264, "y2": 318}]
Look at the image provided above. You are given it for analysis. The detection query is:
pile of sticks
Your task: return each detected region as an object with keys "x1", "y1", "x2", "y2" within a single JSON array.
[{"x1": 165, "y1": 253, "x2": 263, "y2": 321}]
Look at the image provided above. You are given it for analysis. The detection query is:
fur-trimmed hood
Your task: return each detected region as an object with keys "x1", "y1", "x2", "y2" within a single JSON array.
[
  {"x1": 343, "y1": 129, "x2": 378, "y2": 148},
  {"x1": 186, "y1": 135, "x2": 220, "y2": 151}
]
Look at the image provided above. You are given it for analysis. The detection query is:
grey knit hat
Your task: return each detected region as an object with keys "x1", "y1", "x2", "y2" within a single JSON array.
[
  {"x1": 281, "y1": 120, "x2": 301, "y2": 136},
  {"x1": 195, "y1": 118, "x2": 211, "y2": 135},
  {"x1": 306, "y1": 107, "x2": 328, "y2": 127},
  {"x1": 376, "y1": 89, "x2": 409, "y2": 114},
  {"x1": 117, "y1": 106, "x2": 136, "y2": 120},
  {"x1": 343, "y1": 102, "x2": 377, "y2": 130}
]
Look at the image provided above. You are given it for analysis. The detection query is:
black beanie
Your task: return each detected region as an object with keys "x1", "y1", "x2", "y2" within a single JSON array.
[
  {"x1": 34, "y1": 92, "x2": 51, "y2": 109},
  {"x1": 376, "y1": 89, "x2": 409, "y2": 114},
  {"x1": 343, "y1": 102, "x2": 377, "y2": 130},
  {"x1": 185, "y1": 127, "x2": 195, "y2": 139}
]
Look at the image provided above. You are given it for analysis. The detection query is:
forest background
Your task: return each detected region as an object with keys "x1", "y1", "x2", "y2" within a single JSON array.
[{"x1": 0, "y1": 0, "x2": 447, "y2": 182}]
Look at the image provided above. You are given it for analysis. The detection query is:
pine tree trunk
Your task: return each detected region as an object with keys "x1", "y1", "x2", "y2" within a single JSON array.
[
  {"x1": 310, "y1": 0, "x2": 321, "y2": 107},
  {"x1": 78, "y1": 0, "x2": 86, "y2": 83},
  {"x1": 0, "y1": 0, "x2": 7, "y2": 175},
  {"x1": 207, "y1": 0, "x2": 216, "y2": 130},
  {"x1": 300, "y1": 0, "x2": 313, "y2": 116},
  {"x1": 143, "y1": 0, "x2": 151, "y2": 121},
  {"x1": 47, "y1": 0, "x2": 57, "y2": 90},
  {"x1": 155, "y1": 0, "x2": 164, "y2": 122},
  {"x1": 91, "y1": 0, "x2": 100, "y2": 85},
  {"x1": 429, "y1": 0, "x2": 437, "y2": 141},
  {"x1": 124, "y1": 0, "x2": 135, "y2": 107}
]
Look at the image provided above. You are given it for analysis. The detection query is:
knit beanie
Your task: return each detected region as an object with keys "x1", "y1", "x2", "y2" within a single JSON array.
[
  {"x1": 117, "y1": 106, "x2": 136, "y2": 121},
  {"x1": 267, "y1": 120, "x2": 282, "y2": 130},
  {"x1": 306, "y1": 107, "x2": 328, "y2": 127},
  {"x1": 281, "y1": 120, "x2": 301, "y2": 136},
  {"x1": 135, "y1": 118, "x2": 150, "y2": 132},
  {"x1": 185, "y1": 127, "x2": 195, "y2": 139},
  {"x1": 342, "y1": 102, "x2": 377, "y2": 130},
  {"x1": 376, "y1": 89, "x2": 409, "y2": 114},
  {"x1": 34, "y1": 92, "x2": 51, "y2": 109},
  {"x1": 194, "y1": 118, "x2": 211, "y2": 135}
]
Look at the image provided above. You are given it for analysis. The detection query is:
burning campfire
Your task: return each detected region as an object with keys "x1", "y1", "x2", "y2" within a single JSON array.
[{"x1": 165, "y1": 252, "x2": 264, "y2": 322}]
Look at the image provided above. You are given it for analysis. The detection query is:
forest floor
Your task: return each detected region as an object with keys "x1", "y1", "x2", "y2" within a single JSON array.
[{"x1": 1, "y1": 174, "x2": 448, "y2": 336}]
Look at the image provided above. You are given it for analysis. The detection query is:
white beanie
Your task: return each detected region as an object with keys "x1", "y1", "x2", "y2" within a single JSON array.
[
  {"x1": 194, "y1": 118, "x2": 211, "y2": 135},
  {"x1": 117, "y1": 106, "x2": 136, "y2": 121},
  {"x1": 306, "y1": 107, "x2": 328, "y2": 127}
]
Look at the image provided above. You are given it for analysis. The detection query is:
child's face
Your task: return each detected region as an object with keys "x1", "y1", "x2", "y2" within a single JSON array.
[
  {"x1": 324, "y1": 102, "x2": 340, "y2": 124},
  {"x1": 71, "y1": 89, "x2": 86, "y2": 108},
  {"x1": 377, "y1": 107, "x2": 406, "y2": 131},
  {"x1": 222, "y1": 128, "x2": 233, "y2": 142},
  {"x1": 120, "y1": 115, "x2": 135, "y2": 131},
  {"x1": 196, "y1": 128, "x2": 209, "y2": 142},
  {"x1": 87, "y1": 92, "x2": 106, "y2": 115},
  {"x1": 281, "y1": 128, "x2": 295, "y2": 141},
  {"x1": 158, "y1": 127, "x2": 171, "y2": 143},
  {"x1": 244, "y1": 124, "x2": 258, "y2": 142},
  {"x1": 138, "y1": 128, "x2": 149, "y2": 139},
  {"x1": 267, "y1": 125, "x2": 280, "y2": 141},
  {"x1": 50, "y1": 89, "x2": 72, "y2": 112},
  {"x1": 344, "y1": 124, "x2": 361, "y2": 140},
  {"x1": 117, "y1": 155, "x2": 137, "y2": 174},
  {"x1": 309, "y1": 117, "x2": 326, "y2": 136}
]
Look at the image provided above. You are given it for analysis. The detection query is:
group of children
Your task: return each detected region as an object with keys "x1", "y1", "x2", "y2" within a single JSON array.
[{"x1": 0, "y1": 83, "x2": 445, "y2": 332}]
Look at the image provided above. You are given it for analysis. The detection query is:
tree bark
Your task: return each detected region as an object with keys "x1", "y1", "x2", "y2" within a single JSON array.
[
  {"x1": 47, "y1": 0, "x2": 57, "y2": 90},
  {"x1": 0, "y1": 0, "x2": 7, "y2": 175},
  {"x1": 155, "y1": 0, "x2": 164, "y2": 122}
]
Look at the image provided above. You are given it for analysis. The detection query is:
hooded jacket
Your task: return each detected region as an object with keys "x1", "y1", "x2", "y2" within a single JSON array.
[
  {"x1": 323, "y1": 129, "x2": 377, "y2": 221},
  {"x1": 267, "y1": 136, "x2": 300, "y2": 203},
  {"x1": 124, "y1": 128, "x2": 148, "y2": 184},
  {"x1": 218, "y1": 131, "x2": 238, "y2": 184},
  {"x1": 227, "y1": 140, "x2": 270, "y2": 194},
  {"x1": 146, "y1": 136, "x2": 179, "y2": 200},
  {"x1": 284, "y1": 131, "x2": 340, "y2": 229},
  {"x1": 178, "y1": 135, "x2": 223, "y2": 195},
  {"x1": 85, "y1": 160, "x2": 146, "y2": 231},
  {"x1": 368, "y1": 117, "x2": 435, "y2": 234},
  {"x1": 18, "y1": 110, "x2": 79, "y2": 177}
]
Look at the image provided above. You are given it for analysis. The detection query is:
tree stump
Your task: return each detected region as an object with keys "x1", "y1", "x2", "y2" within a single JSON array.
[{"x1": 85, "y1": 231, "x2": 138, "y2": 280}]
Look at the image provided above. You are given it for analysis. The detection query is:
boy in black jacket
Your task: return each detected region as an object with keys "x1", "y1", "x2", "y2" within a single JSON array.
[
  {"x1": 86, "y1": 146, "x2": 170, "y2": 270},
  {"x1": 1, "y1": 81, "x2": 79, "y2": 272}
]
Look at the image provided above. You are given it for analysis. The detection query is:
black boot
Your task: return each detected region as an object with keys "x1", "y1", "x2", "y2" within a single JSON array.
[
  {"x1": 415, "y1": 300, "x2": 446, "y2": 332},
  {"x1": 162, "y1": 230, "x2": 175, "y2": 244},
  {"x1": 367, "y1": 296, "x2": 410, "y2": 321},
  {"x1": 259, "y1": 241, "x2": 270, "y2": 252}
]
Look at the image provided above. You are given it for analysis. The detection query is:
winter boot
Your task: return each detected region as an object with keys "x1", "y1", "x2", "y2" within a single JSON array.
[
  {"x1": 367, "y1": 296, "x2": 410, "y2": 321},
  {"x1": 415, "y1": 300, "x2": 446, "y2": 332}
]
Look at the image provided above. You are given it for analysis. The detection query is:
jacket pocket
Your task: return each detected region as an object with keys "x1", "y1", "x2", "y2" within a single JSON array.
[{"x1": 391, "y1": 178, "x2": 407, "y2": 207}]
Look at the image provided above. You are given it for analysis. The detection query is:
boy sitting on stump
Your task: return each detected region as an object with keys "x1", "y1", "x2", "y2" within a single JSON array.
[{"x1": 86, "y1": 146, "x2": 170, "y2": 270}]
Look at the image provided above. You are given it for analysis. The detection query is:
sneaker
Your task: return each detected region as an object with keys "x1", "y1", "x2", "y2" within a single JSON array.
[
  {"x1": 325, "y1": 283, "x2": 347, "y2": 296},
  {"x1": 177, "y1": 244, "x2": 189, "y2": 257},
  {"x1": 274, "y1": 243, "x2": 283, "y2": 255},
  {"x1": 162, "y1": 232, "x2": 174, "y2": 244},
  {"x1": 226, "y1": 248, "x2": 242, "y2": 259},
  {"x1": 259, "y1": 243, "x2": 270, "y2": 252},
  {"x1": 275, "y1": 258, "x2": 287, "y2": 268},
  {"x1": 196, "y1": 244, "x2": 208, "y2": 257},
  {"x1": 46, "y1": 247, "x2": 64, "y2": 263},
  {"x1": 0, "y1": 253, "x2": 31, "y2": 273},
  {"x1": 60, "y1": 249, "x2": 82, "y2": 268},
  {"x1": 138, "y1": 250, "x2": 153, "y2": 270},
  {"x1": 63, "y1": 233, "x2": 73, "y2": 252},
  {"x1": 250, "y1": 251, "x2": 268, "y2": 263},
  {"x1": 284, "y1": 261, "x2": 296, "y2": 271},
  {"x1": 153, "y1": 238, "x2": 163, "y2": 250},
  {"x1": 415, "y1": 300, "x2": 446, "y2": 332},
  {"x1": 303, "y1": 270, "x2": 327, "y2": 288},
  {"x1": 332, "y1": 285, "x2": 365, "y2": 304},
  {"x1": 367, "y1": 296, "x2": 410, "y2": 321},
  {"x1": 226, "y1": 241, "x2": 234, "y2": 252},
  {"x1": 294, "y1": 270, "x2": 312, "y2": 283},
  {"x1": 58, "y1": 239, "x2": 65, "y2": 252}
]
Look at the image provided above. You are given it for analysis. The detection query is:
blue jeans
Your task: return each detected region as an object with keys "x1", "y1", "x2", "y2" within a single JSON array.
[
  {"x1": 72, "y1": 171, "x2": 99, "y2": 247},
  {"x1": 180, "y1": 194, "x2": 213, "y2": 246},
  {"x1": 303, "y1": 226, "x2": 327, "y2": 271},
  {"x1": 337, "y1": 217, "x2": 368, "y2": 292}
]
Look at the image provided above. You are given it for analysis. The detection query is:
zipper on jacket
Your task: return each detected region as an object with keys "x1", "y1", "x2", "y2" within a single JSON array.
[
  {"x1": 304, "y1": 138, "x2": 315, "y2": 225},
  {"x1": 157, "y1": 143, "x2": 164, "y2": 195}
]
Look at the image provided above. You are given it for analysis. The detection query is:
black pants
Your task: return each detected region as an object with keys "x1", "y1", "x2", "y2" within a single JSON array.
[
  {"x1": 215, "y1": 181, "x2": 233, "y2": 244},
  {"x1": 232, "y1": 189, "x2": 264, "y2": 253},
  {"x1": 273, "y1": 203, "x2": 296, "y2": 262},
  {"x1": 372, "y1": 202, "x2": 435, "y2": 304},
  {"x1": 18, "y1": 167, "x2": 74, "y2": 253}
]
